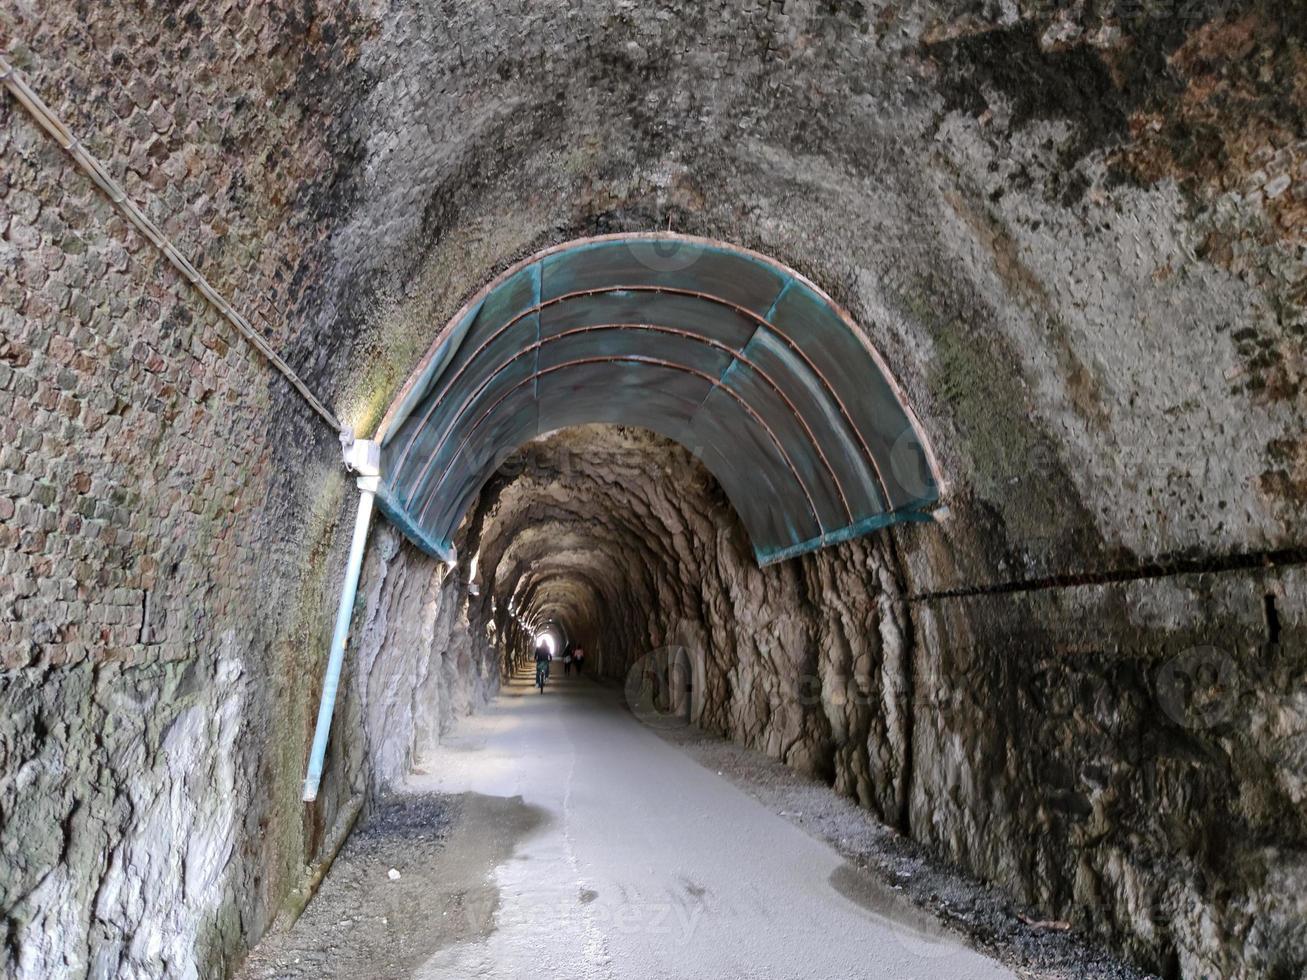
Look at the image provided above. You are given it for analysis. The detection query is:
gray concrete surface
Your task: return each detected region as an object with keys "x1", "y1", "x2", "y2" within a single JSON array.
[{"x1": 408, "y1": 672, "x2": 1014, "y2": 980}]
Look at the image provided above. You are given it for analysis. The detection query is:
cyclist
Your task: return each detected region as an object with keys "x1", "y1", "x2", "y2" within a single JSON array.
[{"x1": 534, "y1": 641, "x2": 551, "y2": 693}]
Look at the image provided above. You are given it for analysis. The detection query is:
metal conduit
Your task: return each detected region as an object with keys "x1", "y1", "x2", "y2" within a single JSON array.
[{"x1": 0, "y1": 56, "x2": 340, "y2": 432}]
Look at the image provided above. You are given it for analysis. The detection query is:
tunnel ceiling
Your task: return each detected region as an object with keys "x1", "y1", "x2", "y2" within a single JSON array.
[{"x1": 374, "y1": 234, "x2": 941, "y2": 566}]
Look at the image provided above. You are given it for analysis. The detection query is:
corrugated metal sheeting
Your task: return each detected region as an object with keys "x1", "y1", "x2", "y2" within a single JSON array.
[{"x1": 374, "y1": 235, "x2": 940, "y2": 566}]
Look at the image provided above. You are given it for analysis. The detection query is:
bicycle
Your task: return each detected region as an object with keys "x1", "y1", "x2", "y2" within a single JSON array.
[{"x1": 536, "y1": 660, "x2": 547, "y2": 694}]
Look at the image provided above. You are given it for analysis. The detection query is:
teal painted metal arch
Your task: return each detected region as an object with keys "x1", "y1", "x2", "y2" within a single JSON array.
[{"x1": 373, "y1": 234, "x2": 941, "y2": 566}]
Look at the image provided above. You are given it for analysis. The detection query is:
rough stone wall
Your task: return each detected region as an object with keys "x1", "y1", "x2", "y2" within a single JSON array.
[
  {"x1": 349, "y1": 524, "x2": 499, "y2": 797},
  {"x1": 320, "y1": 0, "x2": 1305, "y2": 578},
  {"x1": 467, "y1": 427, "x2": 924, "y2": 834},
  {"x1": 471, "y1": 427, "x2": 1305, "y2": 980},
  {"x1": 909, "y1": 568, "x2": 1307, "y2": 979},
  {"x1": 337, "y1": 6, "x2": 1302, "y2": 971},
  {"x1": 0, "y1": 3, "x2": 391, "y2": 978}
]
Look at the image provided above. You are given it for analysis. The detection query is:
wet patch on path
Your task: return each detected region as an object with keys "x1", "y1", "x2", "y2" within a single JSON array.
[{"x1": 655, "y1": 725, "x2": 1154, "y2": 980}]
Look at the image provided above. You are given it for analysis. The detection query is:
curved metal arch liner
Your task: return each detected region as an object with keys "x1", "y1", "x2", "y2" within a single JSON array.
[{"x1": 374, "y1": 234, "x2": 942, "y2": 566}]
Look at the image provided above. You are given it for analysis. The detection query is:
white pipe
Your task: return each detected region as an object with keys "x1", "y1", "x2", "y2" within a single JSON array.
[{"x1": 302, "y1": 439, "x2": 382, "y2": 802}]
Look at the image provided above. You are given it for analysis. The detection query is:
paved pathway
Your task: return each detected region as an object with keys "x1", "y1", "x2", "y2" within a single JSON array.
[{"x1": 407, "y1": 672, "x2": 1015, "y2": 980}]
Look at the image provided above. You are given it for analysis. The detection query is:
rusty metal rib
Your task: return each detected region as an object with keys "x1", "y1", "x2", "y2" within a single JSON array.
[
  {"x1": 413, "y1": 355, "x2": 824, "y2": 535},
  {"x1": 400, "y1": 322, "x2": 855, "y2": 524},
  {"x1": 392, "y1": 283, "x2": 891, "y2": 508}
]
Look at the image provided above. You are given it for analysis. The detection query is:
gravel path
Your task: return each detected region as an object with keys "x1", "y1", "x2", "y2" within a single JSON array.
[{"x1": 236, "y1": 793, "x2": 543, "y2": 980}]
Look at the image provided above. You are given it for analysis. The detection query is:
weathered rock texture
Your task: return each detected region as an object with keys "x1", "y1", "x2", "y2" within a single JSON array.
[
  {"x1": 472, "y1": 426, "x2": 1306, "y2": 980},
  {"x1": 350, "y1": 525, "x2": 498, "y2": 796},
  {"x1": 1, "y1": 1, "x2": 1304, "y2": 978},
  {"x1": 472, "y1": 427, "x2": 916, "y2": 828}
]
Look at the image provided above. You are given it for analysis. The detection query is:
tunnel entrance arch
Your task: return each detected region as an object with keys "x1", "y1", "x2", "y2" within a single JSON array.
[{"x1": 373, "y1": 234, "x2": 941, "y2": 566}]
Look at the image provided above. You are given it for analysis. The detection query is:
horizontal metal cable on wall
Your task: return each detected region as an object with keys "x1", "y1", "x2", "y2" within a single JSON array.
[{"x1": 0, "y1": 55, "x2": 341, "y2": 433}]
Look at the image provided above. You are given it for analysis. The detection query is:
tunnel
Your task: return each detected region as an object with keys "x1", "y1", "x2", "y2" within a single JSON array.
[
  {"x1": 374, "y1": 234, "x2": 939, "y2": 567},
  {"x1": 1, "y1": 3, "x2": 1305, "y2": 979}
]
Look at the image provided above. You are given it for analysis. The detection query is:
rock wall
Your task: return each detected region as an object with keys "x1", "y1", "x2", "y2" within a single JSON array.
[
  {"x1": 471, "y1": 427, "x2": 1306, "y2": 980},
  {"x1": 909, "y1": 567, "x2": 1307, "y2": 979},
  {"x1": 348, "y1": 524, "x2": 499, "y2": 798}
]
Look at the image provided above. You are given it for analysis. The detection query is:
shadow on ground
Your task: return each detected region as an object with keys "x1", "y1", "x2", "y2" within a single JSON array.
[{"x1": 236, "y1": 793, "x2": 546, "y2": 980}]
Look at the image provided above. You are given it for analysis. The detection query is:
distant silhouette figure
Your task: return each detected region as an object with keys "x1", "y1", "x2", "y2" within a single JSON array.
[{"x1": 534, "y1": 642, "x2": 551, "y2": 692}]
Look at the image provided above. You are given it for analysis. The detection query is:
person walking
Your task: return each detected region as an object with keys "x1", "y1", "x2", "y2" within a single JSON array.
[
  {"x1": 573, "y1": 646, "x2": 585, "y2": 675},
  {"x1": 562, "y1": 641, "x2": 574, "y2": 676}
]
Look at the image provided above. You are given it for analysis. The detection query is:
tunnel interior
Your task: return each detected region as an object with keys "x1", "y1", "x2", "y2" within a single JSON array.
[
  {"x1": 373, "y1": 234, "x2": 941, "y2": 567},
  {"x1": 463, "y1": 422, "x2": 888, "y2": 749},
  {"x1": 2, "y1": 3, "x2": 1306, "y2": 980}
]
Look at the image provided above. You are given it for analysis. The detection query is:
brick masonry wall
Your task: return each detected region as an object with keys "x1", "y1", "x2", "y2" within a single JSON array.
[{"x1": 0, "y1": 3, "x2": 382, "y2": 977}]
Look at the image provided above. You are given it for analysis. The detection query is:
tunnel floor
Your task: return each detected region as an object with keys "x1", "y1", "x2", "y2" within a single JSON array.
[{"x1": 238, "y1": 673, "x2": 1051, "y2": 979}]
